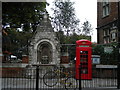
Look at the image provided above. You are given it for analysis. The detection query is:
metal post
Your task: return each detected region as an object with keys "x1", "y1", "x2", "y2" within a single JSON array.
[
  {"x1": 36, "y1": 65, "x2": 39, "y2": 90},
  {"x1": 117, "y1": 62, "x2": 120, "y2": 89},
  {"x1": 118, "y1": 0, "x2": 120, "y2": 89},
  {"x1": 79, "y1": 64, "x2": 82, "y2": 90}
]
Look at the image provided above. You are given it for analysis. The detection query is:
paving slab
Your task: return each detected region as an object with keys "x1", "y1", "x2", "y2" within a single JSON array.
[{"x1": 82, "y1": 88, "x2": 120, "y2": 90}]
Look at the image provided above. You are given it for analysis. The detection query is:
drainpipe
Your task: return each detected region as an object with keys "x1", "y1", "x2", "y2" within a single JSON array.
[{"x1": 117, "y1": 0, "x2": 120, "y2": 89}]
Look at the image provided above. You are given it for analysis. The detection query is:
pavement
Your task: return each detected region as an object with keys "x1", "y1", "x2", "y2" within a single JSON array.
[
  {"x1": 1, "y1": 88, "x2": 120, "y2": 90},
  {"x1": 82, "y1": 88, "x2": 120, "y2": 90}
]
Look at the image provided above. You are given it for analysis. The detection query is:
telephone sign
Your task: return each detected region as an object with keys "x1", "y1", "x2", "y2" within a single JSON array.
[{"x1": 75, "y1": 40, "x2": 92, "y2": 80}]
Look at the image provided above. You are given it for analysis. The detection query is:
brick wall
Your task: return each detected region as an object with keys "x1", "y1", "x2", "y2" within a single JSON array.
[
  {"x1": 60, "y1": 56, "x2": 69, "y2": 64},
  {"x1": 97, "y1": 28, "x2": 104, "y2": 44},
  {"x1": 60, "y1": 52, "x2": 69, "y2": 64},
  {"x1": 97, "y1": 2, "x2": 118, "y2": 27},
  {"x1": 97, "y1": 2, "x2": 118, "y2": 44},
  {"x1": 1, "y1": 67, "x2": 24, "y2": 77},
  {"x1": 22, "y1": 55, "x2": 29, "y2": 63}
]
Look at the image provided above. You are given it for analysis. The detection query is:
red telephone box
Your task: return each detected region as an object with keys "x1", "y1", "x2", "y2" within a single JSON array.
[{"x1": 75, "y1": 40, "x2": 92, "y2": 80}]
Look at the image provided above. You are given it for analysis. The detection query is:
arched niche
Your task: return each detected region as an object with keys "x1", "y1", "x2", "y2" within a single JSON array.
[{"x1": 37, "y1": 41, "x2": 52, "y2": 64}]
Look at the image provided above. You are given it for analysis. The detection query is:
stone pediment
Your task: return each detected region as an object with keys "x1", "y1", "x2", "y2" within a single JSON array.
[{"x1": 35, "y1": 18, "x2": 53, "y2": 32}]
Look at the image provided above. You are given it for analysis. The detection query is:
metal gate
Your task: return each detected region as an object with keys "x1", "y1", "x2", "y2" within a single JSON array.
[
  {"x1": 2, "y1": 64, "x2": 79, "y2": 90},
  {"x1": 1, "y1": 64, "x2": 118, "y2": 90}
]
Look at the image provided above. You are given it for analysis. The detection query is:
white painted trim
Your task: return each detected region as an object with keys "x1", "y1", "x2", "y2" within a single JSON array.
[
  {"x1": 1, "y1": 63, "x2": 28, "y2": 68},
  {"x1": 96, "y1": 65, "x2": 117, "y2": 68}
]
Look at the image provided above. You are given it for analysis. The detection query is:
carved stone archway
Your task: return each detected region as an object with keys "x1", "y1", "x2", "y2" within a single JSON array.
[{"x1": 37, "y1": 41, "x2": 52, "y2": 64}]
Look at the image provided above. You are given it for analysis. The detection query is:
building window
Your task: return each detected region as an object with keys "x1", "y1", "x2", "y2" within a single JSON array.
[
  {"x1": 104, "y1": 37, "x2": 110, "y2": 44},
  {"x1": 111, "y1": 33, "x2": 116, "y2": 39},
  {"x1": 104, "y1": 29, "x2": 110, "y2": 36},
  {"x1": 102, "y1": 0, "x2": 110, "y2": 17},
  {"x1": 110, "y1": 29, "x2": 117, "y2": 42},
  {"x1": 103, "y1": 29, "x2": 110, "y2": 43}
]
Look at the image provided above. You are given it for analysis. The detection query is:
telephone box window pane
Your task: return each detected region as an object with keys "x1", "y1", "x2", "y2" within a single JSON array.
[
  {"x1": 80, "y1": 51, "x2": 83, "y2": 54},
  {"x1": 80, "y1": 58, "x2": 88, "y2": 62},
  {"x1": 80, "y1": 51, "x2": 88, "y2": 54},
  {"x1": 80, "y1": 55, "x2": 83, "y2": 58},
  {"x1": 80, "y1": 51, "x2": 88, "y2": 62},
  {"x1": 81, "y1": 68, "x2": 88, "y2": 74},
  {"x1": 83, "y1": 55, "x2": 88, "y2": 58},
  {"x1": 81, "y1": 63, "x2": 88, "y2": 67},
  {"x1": 81, "y1": 63, "x2": 88, "y2": 74},
  {"x1": 84, "y1": 51, "x2": 88, "y2": 54},
  {"x1": 80, "y1": 51, "x2": 88, "y2": 74}
]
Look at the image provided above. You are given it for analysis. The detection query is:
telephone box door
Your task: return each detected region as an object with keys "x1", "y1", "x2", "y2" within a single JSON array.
[
  {"x1": 75, "y1": 40, "x2": 92, "y2": 80},
  {"x1": 80, "y1": 48, "x2": 92, "y2": 80}
]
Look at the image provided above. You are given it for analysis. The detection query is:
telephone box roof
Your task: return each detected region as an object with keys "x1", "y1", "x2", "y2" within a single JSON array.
[{"x1": 76, "y1": 39, "x2": 92, "y2": 45}]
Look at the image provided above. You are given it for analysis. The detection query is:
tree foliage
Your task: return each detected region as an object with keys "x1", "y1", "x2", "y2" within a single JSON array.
[
  {"x1": 2, "y1": 2, "x2": 47, "y2": 32},
  {"x1": 81, "y1": 20, "x2": 93, "y2": 36},
  {"x1": 2, "y1": 2, "x2": 47, "y2": 56},
  {"x1": 60, "y1": 33, "x2": 91, "y2": 62},
  {"x1": 52, "y1": 0, "x2": 80, "y2": 36}
]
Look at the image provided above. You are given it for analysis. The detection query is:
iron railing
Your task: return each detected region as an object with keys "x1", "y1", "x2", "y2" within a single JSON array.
[{"x1": 1, "y1": 64, "x2": 118, "y2": 90}]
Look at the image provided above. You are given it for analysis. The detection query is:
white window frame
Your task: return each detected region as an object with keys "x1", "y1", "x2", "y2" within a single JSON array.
[
  {"x1": 103, "y1": 28, "x2": 110, "y2": 44},
  {"x1": 111, "y1": 32, "x2": 116, "y2": 39},
  {"x1": 104, "y1": 37, "x2": 110, "y2": 44},
  {"x1": 102, "y1": 0, "x2": 110, "y2": 17},
  {"x1": 103, "y1": 29, "x2": 110, "y2": 36}
]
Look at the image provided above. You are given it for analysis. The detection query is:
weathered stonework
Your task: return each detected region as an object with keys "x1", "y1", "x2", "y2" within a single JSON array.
[{"x1": 29, "y1": 15, "x2": 60, "y2": 65}]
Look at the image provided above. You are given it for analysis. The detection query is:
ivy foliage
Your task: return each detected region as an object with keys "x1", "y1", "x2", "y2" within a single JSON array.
[{"x1": 92, "y1": 43, "x2": 118, "y2": 65}]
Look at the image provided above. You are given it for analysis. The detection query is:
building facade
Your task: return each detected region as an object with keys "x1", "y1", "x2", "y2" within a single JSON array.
[{"x1": 97, "y1": 1, "x2": 119, "y2": 44}]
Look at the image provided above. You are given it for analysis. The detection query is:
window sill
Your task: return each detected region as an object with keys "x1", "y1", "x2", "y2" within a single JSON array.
[{"x1": 102, "y1": 15, "x2": 109, "y2": 19}]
